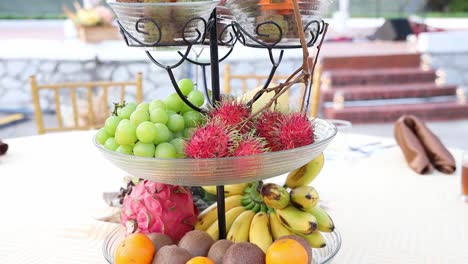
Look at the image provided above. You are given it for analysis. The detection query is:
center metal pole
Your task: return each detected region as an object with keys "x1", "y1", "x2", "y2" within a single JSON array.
[
  {"x1": 208, "y1": 8, "x2": 226, "y2": 240},
  {"x1": 210, "y1": 10, "x2": 221, "y2": 103}
]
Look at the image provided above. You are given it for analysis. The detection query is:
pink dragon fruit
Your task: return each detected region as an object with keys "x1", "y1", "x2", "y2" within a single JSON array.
[{"x1": 121, "y1": 180, "x2": 198, "y2": 242}]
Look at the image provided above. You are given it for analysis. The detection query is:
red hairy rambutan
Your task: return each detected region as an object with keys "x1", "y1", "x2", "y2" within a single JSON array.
[
  {"x1": 255, "y1": 111, "x2": 285, "y2": 151},
  {"x1": 209, "y1": 100, "x2": 252, "y2": 133},
  {"x1": 185, "y1": 121, "x2": 233, "y2": 158},
  {"x1": 276, "y1": 112, "x2": 314, "y2": 150},
  {"x1": 232, "y1": 135, "x2": 267, "y2": 157}
]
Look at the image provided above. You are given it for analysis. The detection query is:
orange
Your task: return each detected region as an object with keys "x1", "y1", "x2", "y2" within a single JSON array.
[
  {"x1": 115, "y1": 233, "x2": 155, "y2": 264},
  {"x1": 186, "y1": 256, "x2": 216, "y2": 264},
  {"x1": 266, "y1": 239, "x2": 309, "y2": 264}
]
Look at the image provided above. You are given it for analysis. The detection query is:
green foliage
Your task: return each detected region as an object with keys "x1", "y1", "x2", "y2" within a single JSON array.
[
  {"x1": 426, "y1": 12, "x2": 468, "y2": 18},
  {"x1": 0, "y1": 14, "x2": 66, "y2": 20},
  {"x1": 426, "y1": 0, "x2": 450, "y2": 12},
  {"x1": 449, "y1": 0, "x2": 468, "y2": 12}
]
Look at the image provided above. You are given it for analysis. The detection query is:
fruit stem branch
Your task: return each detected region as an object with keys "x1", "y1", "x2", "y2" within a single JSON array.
[
  {"x1": 302, "y1": 22, "x2": 329, "y2": 114},
  {"x1": 243, "y1": 72, "x2": 305, "y2": 122},
  {"x1": 292, "y1": 0, "x2": 310, "y2": 75},
  {"x1": 292, "y1": 0, "x2": 311, "y2": 112},
  {"x1": 242, "y1": 0, "x2": 313, "y2": 122}
]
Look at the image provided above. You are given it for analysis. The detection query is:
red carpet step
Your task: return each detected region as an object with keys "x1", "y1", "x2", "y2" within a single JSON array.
[
  {"x1": 324, "y1": 68, "x2": 437, "y2": 87},
  {"x1": 324, "y1": 102, "x2": 468, "y2": 123},
  {"x1": 322, "y1": 83, "x2": 457, "y2": 101},
  {"x1": 321, "y1": 53, "x2": 421, "y2": 70},
  {"x1": 317, "y1": 52, "x2": 466, "y2": 123}
]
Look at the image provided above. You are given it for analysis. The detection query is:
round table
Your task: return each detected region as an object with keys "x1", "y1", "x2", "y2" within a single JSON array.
[{"x1": 0, "y1": 131, "x2": 466, "y2": 263}]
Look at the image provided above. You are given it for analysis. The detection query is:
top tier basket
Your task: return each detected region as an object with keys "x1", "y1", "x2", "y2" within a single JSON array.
[
  {"x1": 109, "y1": 1, "x2": 220, "y2": 47},
  {"x1": 109, "y1": 0, "x2": 328, "y2": 49}
]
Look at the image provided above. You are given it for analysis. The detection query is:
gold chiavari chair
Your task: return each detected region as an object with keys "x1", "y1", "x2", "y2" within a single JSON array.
[
  {"x1": 223, "y1": 64, "x2": 323, "y2": 117},
  {"x1": 30, "y1": 73, "x2": 143, "y2": 134}
]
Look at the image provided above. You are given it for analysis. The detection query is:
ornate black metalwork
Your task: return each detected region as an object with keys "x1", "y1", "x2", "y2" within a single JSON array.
[
  {"x1": 117, "y1": 16, "x2": 208, "y2": 47},
  {"x1": 246, "y1": 49, "x2": 285, "y2": 108},
  {"x1": 167, "y1": 68, "x2": 206, "y2": 114},
  {"x1": 219, "y1": 24, "x2": 237, "y2": 47},
  {"x1": 201, "y1": 65, "x2": 213, "y2": 107},
  {"x1": 232, "y1": 19, "x2": 325, "y2": 49},
  {"x1": 145, "y1": 46, "x2": 192, "y2": 70},
  {"x1": 179, "y1": 45, "x2": 235, "y2": 67},
  {"x1": 113, "y1": 6, "x2": 328, "y2": 240},
  {"x1": 179, "y1": 23, "x2": 238, "y2": 67},
  {"x1": 304, "y1": 19, "x2": 326, "y2": 47},
  {"x1": 135, "y1": 18, "x2": 162, "y2": 46},
  {"x1": 182, "y1": 17, "x2": 208, "y2": 45}
]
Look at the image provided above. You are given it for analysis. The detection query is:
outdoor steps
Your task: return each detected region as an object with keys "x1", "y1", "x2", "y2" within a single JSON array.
[
  {"x1": 318, "y1": 53, "x2": 467, "y2": 123},
  {"x1": 324, "y1": 68, "x2": 437, "y2": 87},
  {"x1": 321, "y1": 53, "x2": 422, "y2": 70},
  {"x1": 321, "y1": 83, "x2": 457, "y2": 101},
  {"x1": 324, "y1": 102, "x2": 468, "y2": 123}
]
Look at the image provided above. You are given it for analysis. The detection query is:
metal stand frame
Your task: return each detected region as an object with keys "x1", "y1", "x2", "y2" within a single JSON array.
[{"x1": 116, "y1": 8, "x2": 327, "y2": 239}]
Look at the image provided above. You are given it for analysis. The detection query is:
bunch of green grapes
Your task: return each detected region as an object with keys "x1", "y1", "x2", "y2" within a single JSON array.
[{"x1": 96, "y1": 79, "x2": 205, "y2": 158}]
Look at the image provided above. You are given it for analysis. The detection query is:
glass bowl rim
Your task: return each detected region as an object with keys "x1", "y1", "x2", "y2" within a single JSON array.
[
  {"x1": 102, "y1": 226, "x2": 342, "y2": 264},
  {"x1": 322, "y1": 229, "x2": 342, "y2": 263},
  {"x1": 94, "y1": 117, "x2": 337, "y2": 162}
]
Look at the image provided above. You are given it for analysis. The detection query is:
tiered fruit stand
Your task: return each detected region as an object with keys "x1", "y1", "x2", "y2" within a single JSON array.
[{"x1": 98, "y1": 0, "x2": 341, "y2": 263}]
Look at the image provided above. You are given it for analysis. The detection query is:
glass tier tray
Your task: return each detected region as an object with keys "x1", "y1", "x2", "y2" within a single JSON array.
[
  {"x1": 94, "y1": 118, "x2": 337, "y2": 186},
  {"x1": 225, "y1": 0, "x2": 326, "y2": 48},
  {"x1": 103, "y1": 226, "x2": 341, "y2": 264},
  {"x1": 108, "y1": 0, "x2": 220, "y2": 47}
]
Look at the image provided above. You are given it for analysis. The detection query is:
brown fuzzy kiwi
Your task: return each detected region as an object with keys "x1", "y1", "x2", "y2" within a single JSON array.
[
  {"x1": 278, "y1": 235, "x2": 312, "y2": 263},
  {"x1": 222, "y1": 242, "x2": 265, "y2": 264},
  {"x1": 207, "y1": 240, "x2": 234, "y2": 264},
  {"x1": 178, "y1": 230, "x2": 215, "y2": 257},
  {"x1": 146, "y1": 233, "x2": 173, "y2": 252},
  {"x1": 152, "y1": 245, "x2": 192, "y2": 264}
]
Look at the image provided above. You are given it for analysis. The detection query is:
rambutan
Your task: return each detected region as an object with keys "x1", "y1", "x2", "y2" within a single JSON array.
[
  {"x1": 185, "y1": 121, "x2": 233, "y2": 158},
  {"x1": 232, "y1": 135, "x2": 268, "y2": 157},
  {"x1": 255, "y1": 111, "x2": 285, "y2": 151},
  {"x1": 209, "y1": 100, "x2": 252, "y2": 133},
  {"x1": 276, "y1": 112, "x2": 314, "y2": 150}
]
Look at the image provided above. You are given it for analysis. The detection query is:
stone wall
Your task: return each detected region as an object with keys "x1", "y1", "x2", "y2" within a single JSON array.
[{"x1": 0, "y1": 55, "x2": 303, "y2": 112}]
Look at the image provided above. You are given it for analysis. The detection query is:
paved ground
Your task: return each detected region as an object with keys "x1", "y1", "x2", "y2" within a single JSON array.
[{"x1": 1, "y1": 114, "x2": 467, "y2": 151}]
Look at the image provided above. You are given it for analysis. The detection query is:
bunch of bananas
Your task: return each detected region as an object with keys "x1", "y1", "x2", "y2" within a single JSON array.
[{"x1": 196, "y1": 154, "x2": 334, "y2": 252}]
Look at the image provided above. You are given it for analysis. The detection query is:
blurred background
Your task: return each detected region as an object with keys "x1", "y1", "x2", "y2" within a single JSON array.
[{"x1": 0, "y1": 0, "x2": 467, "y2": 148}]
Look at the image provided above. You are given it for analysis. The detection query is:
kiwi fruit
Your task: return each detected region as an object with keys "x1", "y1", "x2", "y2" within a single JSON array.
[
  {"x1": 278, "y1": 235, "x2": 312, "y2": 263},
  {"x1": 146, "y1": 233, "x2": 173, "y2": 252},
  {"x1": 207, "y1": 240, "x2": 234, "y2": 264},
  {"x1": 178, "y1": 230, "x2": 215, "y2": 257},
  {"x1": 222, "y1": 242, "x2": 265, "y2": 264},
  {"x1": 152, "y1": 245, "x2": 192, "y2": 264}
]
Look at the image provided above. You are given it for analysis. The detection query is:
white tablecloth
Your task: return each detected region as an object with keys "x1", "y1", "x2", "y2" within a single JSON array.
[{"x1": 0, "y1": 131, "x2": 467, "y2": 263}]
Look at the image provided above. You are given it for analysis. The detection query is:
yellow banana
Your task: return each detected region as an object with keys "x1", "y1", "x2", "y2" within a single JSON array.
[
  {"x1": 286, "y1": 153, "x2": 324, "y2": 188},
  {"x1": 290, "y1": 186, "x2": 320, "y2": 210},
  {"x1": 202, "y1": 183, "x2": 249, "y2": 197},
  {"x1": 195, "y1": 195, "x2": 242, "y2": 231},
  {"x1": 276, "y1": 205, "x2": 317, "y2": 235},
  {"x1": 227, "y1": 210, "x2": 256, "y2": 242},
  {"x1": 269, "y1": 211, "x2": 293, "y2": 240},
  {"x1": 249, "y1": 212, "x2": 273, "y2": 253},
  {"x1": 297, "y1": 231, "x2": 326, "y2": 248},
  {"x1": 261, "y1": 183, "x2": 290, "y2": 210},
  {"x1": 304, "y1": 205, "x2": 335, "y2": 232},
  {"x1": 205, "y1": 206, "x2": 246, "y2": 240}
]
